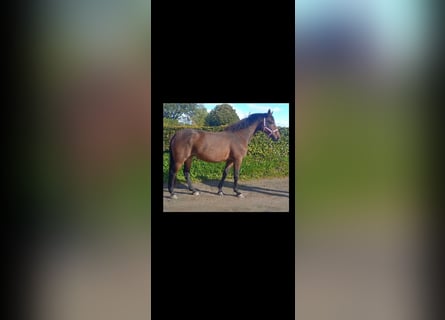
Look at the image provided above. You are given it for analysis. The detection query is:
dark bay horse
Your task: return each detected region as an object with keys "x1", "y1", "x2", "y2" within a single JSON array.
[{"x1": 167, "y1": 109, "x2": 280, "y2": 199}]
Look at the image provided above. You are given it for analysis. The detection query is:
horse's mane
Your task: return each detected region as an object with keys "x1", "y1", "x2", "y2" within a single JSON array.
[{"x1": 224, "y1": 113, "x2": 267, "y2": 132}]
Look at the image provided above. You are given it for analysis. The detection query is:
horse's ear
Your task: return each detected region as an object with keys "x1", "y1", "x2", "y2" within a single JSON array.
[{"x1": 268, "y1": 109, "x2": 271, "y2": 114}]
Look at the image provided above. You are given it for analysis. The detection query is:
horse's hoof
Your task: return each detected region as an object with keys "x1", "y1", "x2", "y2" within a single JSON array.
[
  {"x1": 217, "y1": 191, "x2": 224, "y2": 197},
  {"x1": 236, "y1": 193, "x2": 245, "y2": 198},
  {"x1": 192, "y1": 191, "x2": 200, "y2": 196},
  {"x1": 170, "y1": 194, "x2": 178, "y2": 199}
]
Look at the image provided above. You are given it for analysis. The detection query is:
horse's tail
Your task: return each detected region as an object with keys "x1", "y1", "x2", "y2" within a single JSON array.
[
  {"x1": 168, "y1": 133, "x2": 177, "y2": 193},
  {"x1": 169, "y1": 133, "x2": 177, "y2": 170}
]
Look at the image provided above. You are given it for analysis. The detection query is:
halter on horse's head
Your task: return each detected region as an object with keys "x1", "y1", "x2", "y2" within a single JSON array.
[{"x1": 261, "y1": 109, "x2": 280, "y2": 141}]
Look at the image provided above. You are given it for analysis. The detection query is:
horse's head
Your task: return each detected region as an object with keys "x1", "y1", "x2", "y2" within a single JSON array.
[{"x1": 262, "y1": 109, "x2": 280, "y2": 141}]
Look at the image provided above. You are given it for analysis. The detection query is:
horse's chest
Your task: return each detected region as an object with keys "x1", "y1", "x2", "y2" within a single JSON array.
[{"x1": 230, "y1": 146, "x2": 247, "y2": 158}]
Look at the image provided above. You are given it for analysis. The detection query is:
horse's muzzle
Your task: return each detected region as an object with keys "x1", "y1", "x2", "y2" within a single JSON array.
[
  {"x1": 267, "y1": 133, "x2": 279, "y2": 141},
  {"x1": 272, "y1": 130, "x2": 281, "y2": 141}
]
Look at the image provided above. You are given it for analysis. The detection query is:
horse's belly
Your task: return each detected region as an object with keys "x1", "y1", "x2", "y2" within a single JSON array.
[{"x1": 196, "y1": 149, "x2": 230, "y2": 162}]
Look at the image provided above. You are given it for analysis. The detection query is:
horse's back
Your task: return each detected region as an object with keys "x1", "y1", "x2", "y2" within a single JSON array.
[{"x1": 172, "y1": 128, "x2": 226, "y2": 143}]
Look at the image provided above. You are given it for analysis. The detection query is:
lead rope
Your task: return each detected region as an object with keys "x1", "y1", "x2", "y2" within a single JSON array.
[{"x1": 263, "y1": 118, "x2": 279, "y2": 137}]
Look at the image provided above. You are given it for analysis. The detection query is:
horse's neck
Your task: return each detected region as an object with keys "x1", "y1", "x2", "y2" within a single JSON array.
[{"x1": 235, "y1": 121, "x2": 260, "y2": 144}]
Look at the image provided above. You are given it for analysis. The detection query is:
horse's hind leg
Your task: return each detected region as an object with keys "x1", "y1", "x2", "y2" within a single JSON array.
[
  {"x1": 217, "y1": 160, "x2": 233, "y2": 196},
  {"x1": 168, "y1": 161, "x2": 182, "y2": 199},
  {"x1": 184, "y1": 157, "x2": 199, "y2": 195}
]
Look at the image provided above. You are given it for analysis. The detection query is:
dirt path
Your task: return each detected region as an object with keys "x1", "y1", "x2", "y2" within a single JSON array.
[{"x1": 163, "y1": 177, "x2": 289, "y2": 212}]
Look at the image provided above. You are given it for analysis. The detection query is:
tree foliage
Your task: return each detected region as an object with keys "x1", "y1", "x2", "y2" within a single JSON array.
[
  {"x1": 205, "y1": 104, "x2": 240, "y2": 126},
  {"x1": 191, "y1": 105, "x2": 208, "y2": 126},
  {"x1": 163, "y1": 103, "x2": 206, "y2": 124}
]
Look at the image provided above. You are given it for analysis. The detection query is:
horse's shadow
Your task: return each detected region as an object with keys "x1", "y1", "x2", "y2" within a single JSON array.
[
  {"x1": 163, "y1": 179, "x2": 289, "y2": 199},
  {"x1": 210, "y1": 180, "x2": 289, "y2": 198},
  {"x1": 162, "y1": 181, "x2": 223, "y2": 198}
]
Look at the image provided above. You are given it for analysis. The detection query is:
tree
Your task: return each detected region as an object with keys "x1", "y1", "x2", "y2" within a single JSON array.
[
  {"x1": 163, "y1": 103, "x2": 199, "y2": 123},
  {"x1": 191, "y1": 105, "x2": 208, "y2": 126},
  {"x1": 205, "y1": 104, "x2": 240, "y2": 126}
]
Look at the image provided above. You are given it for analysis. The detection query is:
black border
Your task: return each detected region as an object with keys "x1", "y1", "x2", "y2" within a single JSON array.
[{"x1": 152, "y1": 1, "x2": 295, "y2": 319}]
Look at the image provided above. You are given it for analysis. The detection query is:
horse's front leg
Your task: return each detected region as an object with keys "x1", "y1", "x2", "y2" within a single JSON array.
[
  {"x1": 217, "y1": 160, "x2": 233, "y2": 196},
  {"x1": 233, "y1": 159, "x2": 244, "y2": 198}
]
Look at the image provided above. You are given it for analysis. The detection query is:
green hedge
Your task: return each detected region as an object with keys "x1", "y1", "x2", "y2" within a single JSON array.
[{"x1": 163, "y1": 125, "x2": 289, "y2": 181}]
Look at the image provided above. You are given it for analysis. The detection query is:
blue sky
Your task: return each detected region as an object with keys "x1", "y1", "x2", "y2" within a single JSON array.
[{"x1": 202, "y1": 103, "x2": 289, "y2": 127}]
